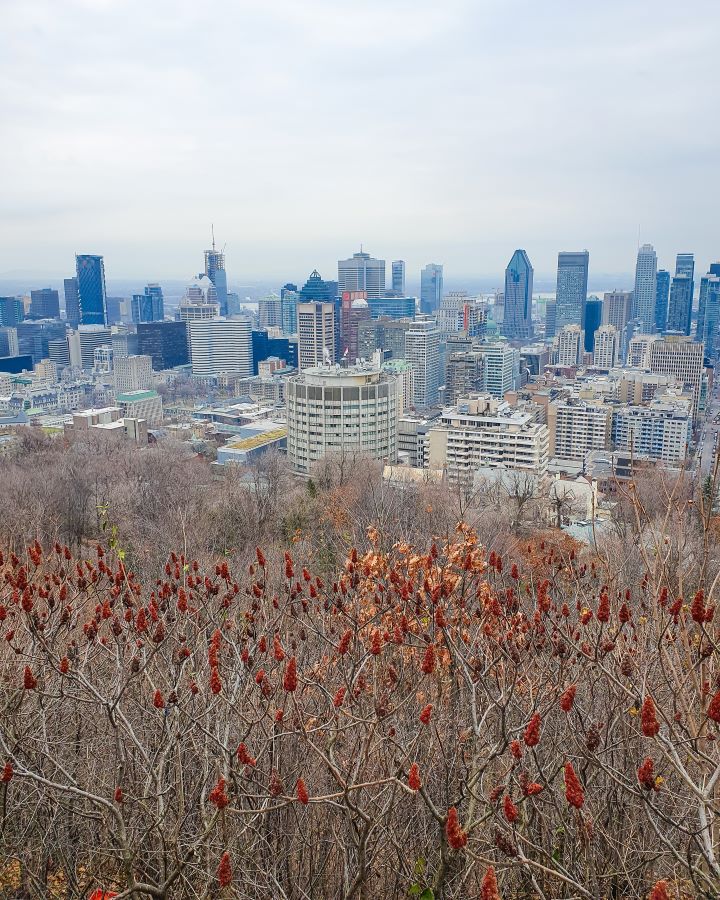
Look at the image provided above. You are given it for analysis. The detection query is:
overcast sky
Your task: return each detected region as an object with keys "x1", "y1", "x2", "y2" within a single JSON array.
[{"x1": 2, "y1": 0, "x2": 719, "y2": 285}]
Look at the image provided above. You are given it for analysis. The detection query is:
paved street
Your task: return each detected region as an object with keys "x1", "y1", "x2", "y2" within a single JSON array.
[{"x1": 696, "y1": 388, "x2": 720, "y2": 479}]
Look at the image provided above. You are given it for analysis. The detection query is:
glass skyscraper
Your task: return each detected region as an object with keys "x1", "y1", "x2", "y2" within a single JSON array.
[
  {"x1": 75, "y1": 254, "x2": 108, "y2": 326},
  {"x1": 654, "y1": 269, "x2": 670, "y2": 333},
  {"x1": 666, "y1": 274, "x2": 693, "y2": 335},
  {"x1": 420, "y1": 263, "x2": 443, "y2": 315},
  {"x1": 502, "y1": 249, "x2": 534, "y2": 340},
  {"x1": 555, "y1": 251, "x2": 589, "y2": 331},
  {"x1": 584, "y1": 297, "x2": 603, "y2": 352},
  {"x1": 391, "y1": 260, "x2": 405, "y2": 295},
  {"x1": 132, "y1": 284, "x2": 164, "y2": 323},
  {"x1": 64, "y1": 277, "x2": 80, "y2": 328}
]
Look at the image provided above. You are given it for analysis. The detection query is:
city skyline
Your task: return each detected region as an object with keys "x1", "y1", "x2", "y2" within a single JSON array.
[{"x1": 2, "y1": 0, "x2": 719, "y2": 280}]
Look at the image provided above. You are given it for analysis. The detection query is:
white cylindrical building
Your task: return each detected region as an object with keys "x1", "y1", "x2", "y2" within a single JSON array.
[{"x1": 287, "y1": 362, "x2": 399, "y2": 473}]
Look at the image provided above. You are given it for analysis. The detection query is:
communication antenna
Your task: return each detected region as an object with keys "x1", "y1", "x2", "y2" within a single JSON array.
[{"x1": 211, "y1": 224, "x2": 216, "y2": 252}]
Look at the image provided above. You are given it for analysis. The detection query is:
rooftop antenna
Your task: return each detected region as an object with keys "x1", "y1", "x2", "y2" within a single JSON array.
[{"x1": 211, "y1": 224, "x2": 216, "y2": 252}]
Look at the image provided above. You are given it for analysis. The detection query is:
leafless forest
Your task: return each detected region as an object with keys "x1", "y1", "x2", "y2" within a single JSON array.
[{"x1": 1, "y1": 431, "x2": 720, "y2": 899}]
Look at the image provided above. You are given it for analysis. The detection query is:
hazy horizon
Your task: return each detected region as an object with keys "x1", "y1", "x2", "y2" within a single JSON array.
[{"x1": 2, "y1": 0, "x2": 719, "y2": 282}]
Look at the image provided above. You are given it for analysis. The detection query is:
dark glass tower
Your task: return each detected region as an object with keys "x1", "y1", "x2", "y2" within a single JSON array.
[
  {"x1": 137, "y1": 322, "x2": 189, "y2": 370},
  {"x1": 75, "y1": 255, "x2": 108, "y2": 325},
  {"x1": 64, "y1": 277, "x2": 80, "y2": 328},
  {"x1": 29, "y1": 288, "x2": 60, "y2": 319},
  {"x1": 654, "y1": 270, "x2": 670, "y2": 333},
  {"x1": 584, "y1": 298, "x2": 603, "y2": 352},
  {"x1": 300, "y1": 270, "x2": 333, "y2": 301},
  {"x1": 502, "y1": 249, "x2": 534, "y2": 340},
  {"x1": 666, "y1": 274, "x2": 693, "y2": 335},
  {"x1": 132, "y1": 284, "x2": 164, "y2": 323}
]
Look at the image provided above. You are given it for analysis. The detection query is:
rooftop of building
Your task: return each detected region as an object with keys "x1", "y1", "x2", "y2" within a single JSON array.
[{"x1": 116, "y1": 390, "x2": 159, "y2": 403}]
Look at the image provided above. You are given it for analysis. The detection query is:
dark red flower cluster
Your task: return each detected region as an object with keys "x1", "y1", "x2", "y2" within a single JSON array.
[
  {"x1": 296, "y1": 777, "x2": 309, "y2": 804},
  {"x1": 480, "y1": 866, "x2": 501, "y2": 900},
  {"x1": 408, "y1": 762, "x2": 421, "y2": 791},
  {"x1": 641, "y1": 696, "x2": 660, "y2": 737},
  {"x1": 208, "y1": 777, "x2": 229, "y2": 809},
  {"x1": 283, "y1": 656, "x2": 298, "y2": 692},
  {"x1": 564, "y1": 762, "x2": 584, "y2": 809},
  {"x1": 445, "y1": 806, "x2": 467, "y2": 849},
  {"x1": 523, "y1": 712, "x2": 541, "y2": 747},
  {"x1": 560, "y1": 685, "x2": 576, "y2": 712},
  {"x1": 218, "y1": 851, "x2": 232, "y2": 888},
  {"x1": 637, "y1": 757, "x2": 659, "y2": 791}
]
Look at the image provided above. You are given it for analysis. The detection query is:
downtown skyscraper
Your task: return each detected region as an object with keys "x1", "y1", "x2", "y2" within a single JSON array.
[
  {"x1": 420, "y1": 264, "x2": 443, "y2": 315},
  {"x1": 75, "y1": 254, "x2": 108, "y2": 326},
  {"x1": 204, "y1": 235, "x2": 228, "y2": 315},
  {"x1": 555, "y1": 251, "x2": 589, "y2": 331},
  {"x1": 632, "y1": 244, "x2": 657, "y2": 334},
  {"x1": 338, "y1": 250, "x2": 385, "y2": 298},
  {"x1": 502, "y1": 249, "x2": 534, "y2": 340}
]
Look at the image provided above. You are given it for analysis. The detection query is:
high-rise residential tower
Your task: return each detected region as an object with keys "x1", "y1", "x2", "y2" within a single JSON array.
[
  {"x1": 632, "y1": 244, "x2": 657, "y2": 334},
  {"x1": 696, "y1": 264, "x2": 720, "y2": 359},
  {"x1": 584, "y1": 298, "x2": 603, "y2": 352},
  {"x1": 420, "y1": 264, "x2": 443, "y2": 315},
  {"x1": 502, "y1": 249, "x2": 534, "y2": 341},
  {"x1": 391, "y1": 260, "x2": 405, "y2": 296},
  {"x1": 297, "y1": 301, "x2": 337, "y2": 369},
  {"x1": 338, "y1": 251, "x2": 385, "y2": 298},
  {"x1": 75, "y1": 255, "x2": 108, "y2": 326}
]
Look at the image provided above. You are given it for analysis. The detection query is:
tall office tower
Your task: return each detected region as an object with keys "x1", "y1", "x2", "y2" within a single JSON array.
[
  {"x1": 696, "y1": 266, "x2": 720, "y2": 358},
  {"x1": 64, "y1": 277, "x2": 81, "y2": 328},
  {"x1": 338, "y1": 250, "x2": 385, "y2": 298},
  {"x1": 502, "y1": 249, "x2": 534, "y2": 340},
  {"x1": 593, "y1": 325, "x2": 619, "y2": 369},
  {"x1": 297, "y1": 301, "x2": 337, "y2": 369},
  {"x1": 632, "y1": 244, "x2": 658, "y2": 333},
  {"x1": 187, "y1": 318, "x2": 252, "y2": 377},
  {"x1": 478, "y1": 342, "x2": 519, "y2": 398},
  {"x1": 132, "y1": 284, "x2": 164, "y2": 324},
  {"x1": 544, "y1": 301, "x2": 557, "y2": 339},
  {"x1": 555, "y1": 251, "x2": 589, "y2": 331},
  {"x1": 75, "y1": 254, "x2": 108, "y2": 326},
  {"x1": 68, "y1": 326, "x2": 113, "y2": 369},
  {"x1": 16, "y1": 319, "x2": 67, "y2": 364},
  {"x1": 48, "y1": 337, "x2": 71, "y2": 370},
  {"x1": 0, "y1": 297, "x2": 25, "y2": 327},
  {"x1": 137, "y1": 321, "x2": 189, "y2": 370},
  {"x1": 554, "y1": 324, "x2": 583, "y2": 366},
  {"x1": 204, "y1": 237, "x2": 228, "y2": 316},
  {"x1": 405, "y1": 319, "x2": 441, "y2": 407},
  {"x1": 258, "y1": 294, "x2": 283, "y2": 328},
  {"x1": 666, "y1": 273, "x2": 693, "y2": 335},
  {"x1": 583, "y1": 298, "x2": 603, "y2": 352},
  {"x1": 300, "y1": 270, "x2": 334, "y2": 302},
  {"x1": 286, "y1": 363, "x2": 399, "y2": 473},
  {"x1": 340, "y1": 293, "x2": 371, "y2": 361},
  {"x1": 654, "y1": 270, "x2": 670, "y2": 333},
  {"x1": 676, "y1": 253, "x2": 695, "y2": 284},
  {"x1": 603, "y1": 290, "x2": 634, "y2": 331},
  {"x1": 357, "y1": 317, "x2": 412, "y2": 361},
  {"x1": 281, "y1": 283, "x2": 298, "y2": 298},
  {"x1": 420, "y1": 264, "x2": 443, "y2": 315},
  {"x1": 0, "y1": 327, "x2": 19, "y2": 357},
  {"x1": 29, "y1": 288, "x2": 60, "y2": 319},
  {"x1": 280, "y1": 290, "x2": 299, "y2": 335},
  {"x1": 391, "y1": 260, "x2": 405, "y2": 296},
  {"x1": 114, "y1": 355, "x2": 154, "y2": 394},
  {"x1": 105, "y1": 296, "x2": 124, "y2": 325}
]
